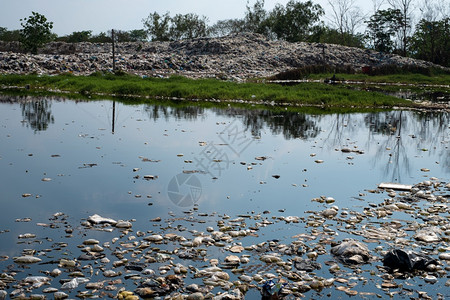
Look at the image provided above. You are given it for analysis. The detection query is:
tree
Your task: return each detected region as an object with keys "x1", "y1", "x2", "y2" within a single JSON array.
[
  {"x1": 0, "y1": 27, "x2": 6, "y2": 38},
  {"x1": 110, "y1": 29, "x2": 148, "y2": 42},
  {"x1": 89, "y1": 32, "x2": 111, "y2": 43},
  {"x1": 112, "y1": 30, "x2": 131, "y2": 42},
  {"x1": 371, "y1": 0, "x2": 386, "y2": 13},
  {"x1": 209, "y1": 19, "x2": 246, "y2": 37},
  {"x1": 327, "y1": 0, "x2": 366, "y2": 44},
  {"x1": 65, "y1": 30, "x2": 92, "y2": 43},
  {"x1": 366, "y1": 9, "x2": 403, "y2": 53},
  {"x1": 20, "y1": 12, "x2": 54, "y2": 54},
  {"x1": 142, "y1": 12, "x2": 171, "y2": 41},
  {"x1": 410, "y1": 18, "x2": 450, "y2": 66},
  {"x1": 143, "y1": 12, "x2": 208, "y2": 41},
  {"x1": 267, "y1": 0, "x2": 324, "y2": 42},
  {"x1": 128, "y1": 29, "x2": 147, "y2": 42},
  {"x1": 169, "y1": 13, "x2": 208, "y2": 40},
  {"x1": 0, "y1": 27, "x2": 21, "y2": 41},
  {"x1": 313, "y1": 26, "x2": 366, "y2": 48},
  {"x1": 387, "y1": 0, "x2": 413, "y2": 56},
  {"x1": 244, "y1": 0, "x2": 269, "y2": 34}
]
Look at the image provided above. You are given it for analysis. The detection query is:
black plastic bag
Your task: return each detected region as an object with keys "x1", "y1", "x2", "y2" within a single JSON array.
[{"x1": 383, "y1": 249, "x2": 437, "y2": 272}]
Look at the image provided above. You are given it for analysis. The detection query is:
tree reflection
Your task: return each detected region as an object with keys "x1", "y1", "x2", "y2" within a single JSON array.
[
  {"x1": 143, "y1": 104, "x2": 321, "y2": 140},
  {"x1": 21, "y1": 100, "x2": 55, "y2": 132},
  {"x1": 236, "y1": 109, "x2": 320, "y2": 139},
  {"x1": 321, "y1": 113, "x2": 359, "y2": 147},
  {"x1": 365, "y1": 110, "x2": 449, "y2": 182},
  {"x1": 144, "y1": 104, "x2": 206, "y2": 122},
  {"x1": 365, "y1": 111, "x2": 411, "y2": 182},
  {"x1": 411, "y1": 111, "x2": 449, "y2": 172}
]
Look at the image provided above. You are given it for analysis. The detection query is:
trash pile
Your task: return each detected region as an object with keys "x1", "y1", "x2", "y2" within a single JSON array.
[
  {"x1": 0, "y1": 178, "x2": 449, "y2": 299},
  {"x1": 0, "y1": 33, "x2": 440, "y2": 80}
]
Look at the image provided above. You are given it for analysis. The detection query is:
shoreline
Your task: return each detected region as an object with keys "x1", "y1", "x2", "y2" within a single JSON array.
[{"x1": 1, "y1": 85, "x2": 449, "y2": 112}]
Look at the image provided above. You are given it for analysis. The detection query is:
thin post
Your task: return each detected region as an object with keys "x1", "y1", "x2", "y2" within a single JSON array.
[
  {"x1": 112, "y1": 101, "x2": 116, "y2": 134},
  {"x1": 112, "y1": 29, "x2": 115, "y2": 71}
]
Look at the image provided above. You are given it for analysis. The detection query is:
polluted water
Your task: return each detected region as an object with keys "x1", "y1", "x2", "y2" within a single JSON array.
[{"x1": 0, "y1": 95, "x2": 448, "y2": 299}]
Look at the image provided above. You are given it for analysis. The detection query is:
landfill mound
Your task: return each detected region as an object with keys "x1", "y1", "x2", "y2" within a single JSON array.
[{"x1": 0, "y1": 33, "x2": 441, "y2": 80}]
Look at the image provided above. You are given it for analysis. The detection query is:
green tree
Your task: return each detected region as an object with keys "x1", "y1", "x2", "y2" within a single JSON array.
[
  {"x1": 267, "y1": 0, "x2": 324, "y2": 42},
  {"x1": 112, "y1": 29, "x2": 147, "y2": 42},
  {"x1": 312, "y1": 26, "x2": 366, "y2": 48},
  {"x1": 0, "y1": 27, "x2": 21, "y2": 41},
  {"x1": 142, "y1": 12, "x2": 171, "y2": 41},
  {"x1": 0, "y1": 27, "x2": 7, "y2": 38},
  {"x1": 19, "y1": 11, "x2": 54, "y2": 54},
  {"x1": 89, "y1": 32, "x2": 112, "y2": 43},
  {"x1": 170, "y1": 13, "x2": 208, "y2": 40},
  {"x1": 112, "y1": 30, "x2": 131, "y2": 42},
  {"x1": 128, "y1": 29, "x2": 147, "y2": 42},
  {"x1": 143, "y1": 12, "x2": 208, "y2": 41},
  {"x1": 366, "y1": 9, "x2": 403, "y2": 53},
  {"x1": 209, "y1": 19, "x2": 246, "y2": 37},
  {"x1": 61, "y1": 30, "x2": 92, "y2": 43},
  {"x1": 387, "y1": 0, "x2": 413, "y2": 56},
  {"x1": 244, "y1": 0, "x2": 269, "y2": 34},
  {"x1": 411, "y1": 18, "x2": 450, "y2": 66}
]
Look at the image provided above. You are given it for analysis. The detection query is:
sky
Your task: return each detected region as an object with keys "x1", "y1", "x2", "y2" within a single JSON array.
[{"x1": 1, "y1": 0, "x2": 384, "y2": 36}]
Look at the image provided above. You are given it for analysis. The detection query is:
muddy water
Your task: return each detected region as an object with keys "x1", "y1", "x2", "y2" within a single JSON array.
[{"x1": 0, "y1": 95, "x2": 448, "y2": 299}]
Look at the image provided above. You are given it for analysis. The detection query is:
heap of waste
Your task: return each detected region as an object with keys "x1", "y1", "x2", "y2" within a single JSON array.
[{"x1": 0, "y1": 33, "x2": 443, "y2": 80}]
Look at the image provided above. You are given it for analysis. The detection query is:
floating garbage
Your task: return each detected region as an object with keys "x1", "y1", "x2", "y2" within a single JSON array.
[
  {"x1": 1, "y1": 177, "x2": 449, "y2": 299},
  {"x1": 87, "y1": 214, "x2": 117, "y2": 225},
  {"x1": 13, "y1": 256, "x2": 42, "y2": 264},
  {"x1": 378, "y1": 182, "x2": 412, "y2": 191},
  {"x1": 330, "y1": 240, "x2": 372, "y2": 264},
  {"x1": 382, "y1": 249, "x2": 437, "y2": 272},
  {"x1": 294, "y1": 258, "x2": 321, "y2": 272},
  {"x1": 261, "y1": 279, "x2": 288, "y2": 300}
]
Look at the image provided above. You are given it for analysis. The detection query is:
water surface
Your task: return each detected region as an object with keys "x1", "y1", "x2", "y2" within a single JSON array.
[{"x1": 0, "y1": 95, "x2": 448, "y2": 298}]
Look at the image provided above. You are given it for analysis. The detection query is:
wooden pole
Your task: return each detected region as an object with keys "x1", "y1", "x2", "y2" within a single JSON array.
[
  {"x1": 111, "y1": 29, "x2": 116, "y2": 133},
  {"x1": 112, "y1": 29, "x2": 116, "y2": 72},
  {"x1": 112, "y1": 100, "x2": 115, "y2": 134}
]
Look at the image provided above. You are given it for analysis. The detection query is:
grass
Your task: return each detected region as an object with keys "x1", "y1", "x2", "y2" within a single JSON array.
[{"x1": 0, "y1": 72, "x2": 423, "y2": 108}]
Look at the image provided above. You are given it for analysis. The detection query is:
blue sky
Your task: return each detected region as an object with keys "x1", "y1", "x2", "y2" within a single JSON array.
[{"x1": 0, "y1": 0, "x2": 378, "y2": 36}]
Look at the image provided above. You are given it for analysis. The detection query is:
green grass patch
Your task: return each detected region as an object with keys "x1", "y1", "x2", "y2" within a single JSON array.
[{"x1": 0, "y1": 73, "x2": 416, "y2": 108}]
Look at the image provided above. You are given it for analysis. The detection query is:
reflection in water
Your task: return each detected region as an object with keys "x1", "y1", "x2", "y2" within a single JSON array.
[
  {"x1": 0, "y1": 95, "x2": 58, "y2": 132},
  {"x1": 366, "y1": 110, "x2": 449, "y2": 181},
  {"x1": 1, "y1": 94, "x2": 448, "y2": 179},
  {"x1": 144, "y1": 104, "x2": 321, "y2": 140},
  {"x1": 140, "y1": 101, "x2": 448, "y2": 181},
  {"x1": 144, "y1": 104, "x2": 206, "y2": 122},
  {"x1": 216, "y1": 108, "x2": 320, "y2": 140},
  {"x1": 366, "y1": 111, "x2": 410, "y2": 182},
  {"x1": 21, "y1": 100, "x2": 55, "y2": 132}
]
